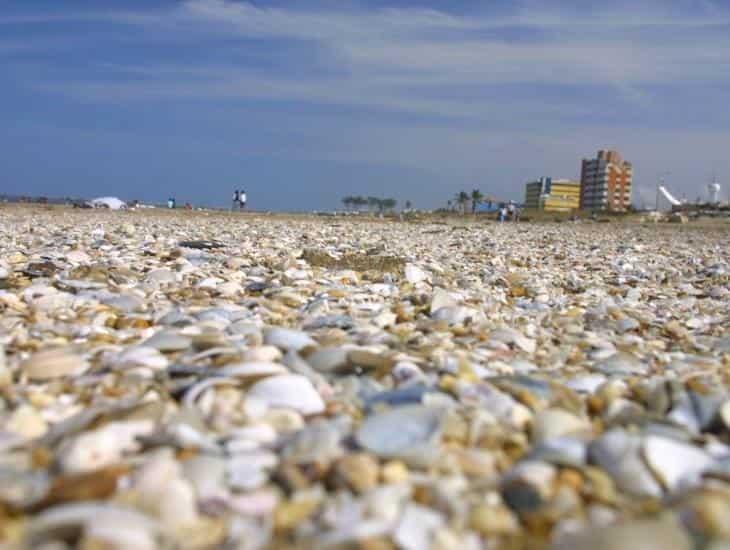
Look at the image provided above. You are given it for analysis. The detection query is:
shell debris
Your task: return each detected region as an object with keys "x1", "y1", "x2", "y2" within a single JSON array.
[{"x1": 0, "y1": 206, "x2": 729, "y2": 548}]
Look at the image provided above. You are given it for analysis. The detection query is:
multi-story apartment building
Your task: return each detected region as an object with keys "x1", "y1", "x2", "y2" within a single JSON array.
[
  {"x1": 524, "y1": 177, "x2": 580, "y2": 212},
  {"x1": 580, "y1": 150, "x2": 633, "y2": 211}
]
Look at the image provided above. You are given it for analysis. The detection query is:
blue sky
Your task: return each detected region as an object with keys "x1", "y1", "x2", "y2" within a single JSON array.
[{"x1": 1, "y1": 0, "x2": 729, "y2": 209}]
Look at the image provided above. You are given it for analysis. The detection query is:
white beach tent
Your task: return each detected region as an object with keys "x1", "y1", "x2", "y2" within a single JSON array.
[{"x1": 88, "y1": 197, "x2": 128, "y2": 210}]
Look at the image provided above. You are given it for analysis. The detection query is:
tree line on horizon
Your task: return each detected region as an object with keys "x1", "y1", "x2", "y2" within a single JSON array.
[
  {"x1": 341, "y1": 196, "x2": 401, "y2": 213},
  {"x1": 342, "y1": 189, "x2": 499, "y2": 215}
]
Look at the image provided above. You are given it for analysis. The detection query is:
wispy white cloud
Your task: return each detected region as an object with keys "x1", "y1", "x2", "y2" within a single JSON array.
[
  {"x1": 22, "y1": 0, "x2": 729, "y2": 112},
  {"x1": 4, "y1": 0, "x2": 730, "y2": 205}
]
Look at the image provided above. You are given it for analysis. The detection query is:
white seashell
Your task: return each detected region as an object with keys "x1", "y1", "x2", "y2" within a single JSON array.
[
  {"x1": 227, "y1": 462, "x2": 269, "y2": 491},
  {"x1": 157, "y1": 478, "x2": 199, "y2": 529},
  {"x1": 58, "y1": 420, "x2": 155, "y2": 473},
  {"x1": 21, "y1": 348, "x2": 89, "y2": 381},
  {"x1": 142, "y1": 331, "x2": 192, "y2": 352},
  {"x1": 394, "y1": 503, "x2": 445, "y2": 550},
  {"x1": 643, "y1": 436, "x2": 713, "y2": 492},
  {"x1": 356, "y1": 405, "x2": 443, "y2": 466},
  {"x1": 227, "y1": 424, "x2": 278, "y2": 447},
  {"x1": 430, "y1": 287, "x2": 458, "y2": 313},
  {"x1": 531, "y1": 408, "x2": 591, "y2": 444},
  {"x1": 145, "y1": 268, "x2": 177, "y2": 284},
  {"x1": 589, "y1": 429, "x2": 662, "y2": 498},
  {"x1": 489, "y1": 329, "x2": 537, "y2": 353},
  {"x1": 182, "y1": 455, "x2": 227, "y2": 500},
  {"x1": 217, "y1": 361, "x2": 289, "y2": 378},
  {"x1": 372, "y1": 310, "x2": 397, "y2": 328},
  {"x1": 216, "y1": 281, "x2": 242, "y2": 296},
  {"x1": 197, "y1": 276, "x2": 223, "y2": 289},
  {"x1": 404, "y1": 264, "x2": 428, "y2": 284},
  {"x1": 565, "y1": 374, "x2": 606, "y2": 394},
  {"x1": 306, "y1": 347, "x2": 350, "y2": 372},
  {"x1": 242, "y1": 345, "x2": 283, "y2": 363},
  {"x1": 431, "y1": 305, "x2": 482, "y2": 325},
  {"x1": 65, "y1": 249, "x2": 91, "y2": 264},
  {"x1": 103, "y1": 293, "x2": 145, "y2": 313},
  {"x1": 113, "y1": 346, "x2": 169, "y2": 370},
  {"x1": 502, "y1": 460, "x2": 557, "y2": 497},
  {"x1": 6, "y1": 404, "x2": 48, "y2": 439},
  {"x1": 26, "y1": 503, "x2": 161, "y2": 549},
  {"x1": 82, "y1": 510, "x2": 158, "y2": 550},
  {"x1": 182, "y1": 377, "x2": 240, "y2": 409},
  {"x1": 247, "y1": 374, "x2": 325, "y2": 415},
  {"x1": 228, "y1": 490, "x2": 279, "y2": 517},
  {"x1": 263, "y1": 327, "x2": 317, "y2": 352}
]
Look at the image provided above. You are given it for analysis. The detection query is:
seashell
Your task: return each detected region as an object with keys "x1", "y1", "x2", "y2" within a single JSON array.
[
  {"x1": 489, "y1": 328, "x2": 537, "y2": 353},
  {"x1": 6, "y1": 404, "x2": 48, "y2": 439},
  {"x1": 430, "y1": 287, "x2": 458, "y2": 313},
  {"x1": 305, "y1": 346, "x2": 351, "y2": 372},
  {"x1": 263, "y1": 327, "x2": 317, "y2": 352},
  {"x1": 112, "y1": 346, "x2": 169, "y2": 370},
  {"x1": 531, "y1": 408, "x2": 591, "y2": 444},
  {"x1": 228, "y1": 489, "x2": 280, "y2": 517},
  {"x1": 589, "y1": 429, "x2": 662, "y2": 498},
  {"x1": 142, "y1": 331, "x2": 192, "y2": 352},
  {"x1": 182, "y1": 377, "x2": 240, "y2": 409},
  {"x1": 356, "y1": 404, "x2": 443, "y2": 467},
  {"x1": 103, "y1": 293, "x2": 145, "y2": 313},
  {"x1": 26, "y1": 502, "x2": 162, "y2": 548},
  {"x1": 553, "y1": 516, "x2": 692, "y2": 550},
  {"x1": 247, "y1": 374, "x2": 325, "y2": 415},
  {"x1": 0, "y1": 468, "x2": 51, "y2": 509},
  {"x1": 282, "y1": 418, "x2": 347, "y2": 464},
  {"x1": 145, "y1": 268, "x2": 177, "y2": 284},
  {"x1": 431, "y1": 305, "x2": 482, "y2": 325},
  {"x1": 501, "y1": 460, "x2": 557, "y2": 514},
  {"x1": 394, "y1": 503, "x2": 445, "y2": 550},
  {"x1": 217, "y1": 361, "x2": 289, "y2": 378},
  {"x1": 593, "y1": 352, "x2": 648, "y2": 376},
  {"x1": 527, "y1": 437, "x2": 587, "y2": 467},
  {"x1": 21, "y1": 348, "x2": 89, "y2": 381},
  {"x1": 227, "y1": 456, "x2": 274, "y2": 491},
  {"x1": 242, "y1": 345, "x2": 283, "y2": 363},
  {"x1": 404, "y1": 264, "x2": 429, "y2": 285},
  {"x1": 58, "y1": 420, "x2": 155, "y2": 473},
  {"x1": 303, "y1": 314, "x2": 354, "y2": 330},
  {"x1": 642, "y1": 435, "x2": 713, "y2": 492}
]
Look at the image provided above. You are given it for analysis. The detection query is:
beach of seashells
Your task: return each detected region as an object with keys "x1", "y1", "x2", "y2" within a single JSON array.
[{"x1": 0, "y1": 205, "x2": 729, "y2": 549}]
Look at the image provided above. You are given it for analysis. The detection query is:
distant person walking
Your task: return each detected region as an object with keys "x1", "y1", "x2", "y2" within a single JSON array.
[
  {"x1": 239, "y1": 189, "x2": 247, "y2": 210},
  {"x1": 232, "y1": 190, "x2": 240, "y2": 212}
]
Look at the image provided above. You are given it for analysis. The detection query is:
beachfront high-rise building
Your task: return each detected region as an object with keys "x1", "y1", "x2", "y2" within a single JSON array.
[
  {"x1": 580, "y1": 150, "x2": 633, "y2": 211},
  {"x1": 524, "y1": 178, "x2": 580, "y2": 212}
]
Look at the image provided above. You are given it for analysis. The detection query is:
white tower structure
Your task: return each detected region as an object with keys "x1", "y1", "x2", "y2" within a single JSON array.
[{"x1": 707, "y1": 177, "x2": 720, "y2": 204}]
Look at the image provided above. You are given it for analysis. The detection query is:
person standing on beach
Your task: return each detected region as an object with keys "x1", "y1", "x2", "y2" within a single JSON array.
[
  {"x1": 232, "y1": 190, "x2": 239, "y2": 212},
  {"x1": 239, "y1": 189, "x2": 247, "y2": 210},
  {"x1": 499, "y1": 206, "x2": 507, "y2": 223}
]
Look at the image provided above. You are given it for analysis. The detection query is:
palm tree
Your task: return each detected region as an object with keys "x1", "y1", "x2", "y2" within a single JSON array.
[
  {"x1": 471, "y1": 189, "x2": 483, "y2": 214},
  {"x1": 456, "y1": 191, "x2": 469, "y2": 215}
]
